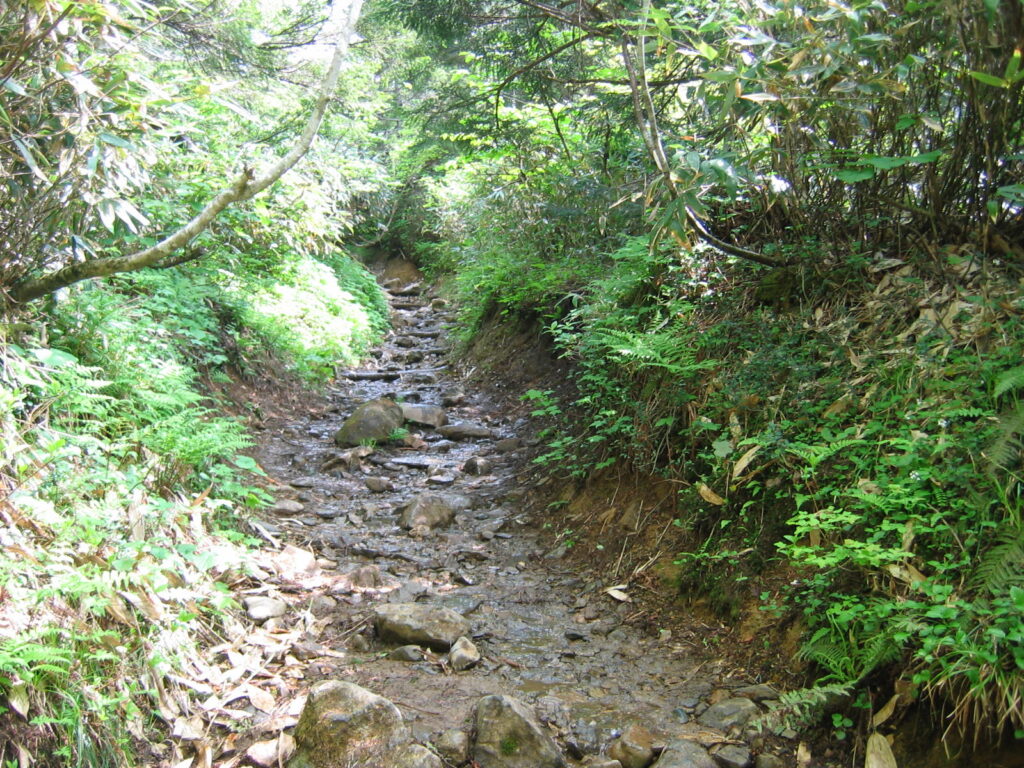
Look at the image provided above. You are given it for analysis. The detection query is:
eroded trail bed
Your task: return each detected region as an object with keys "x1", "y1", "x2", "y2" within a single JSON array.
[{"x1": 250, "y1": 274, "x2": 787, "y2": 768}]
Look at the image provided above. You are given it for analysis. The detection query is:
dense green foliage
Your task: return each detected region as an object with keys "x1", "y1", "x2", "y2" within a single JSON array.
[{"x1": 2, "y1": 0, "x2": 1022, "y2": 760}]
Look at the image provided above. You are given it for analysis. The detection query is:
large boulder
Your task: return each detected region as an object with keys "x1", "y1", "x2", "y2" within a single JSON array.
[
  {"x1": 334, "y1": 399, "x2": 404, "y2": 446},
  {"x1": 398, "y1": 493, "x2": 467, "y2": 530},
  {"x1": 289, "y1": 681, "x2": 409, "y2": 768},
  {"x1": 472, "y1": 695, "x2": 565, "y2": 768},
  {"x1": 373, "y1": 603, "x2": 471, "y2": 650},
  {"x1": 400, "y1": 403, "x2": 448, "y2": 428}
]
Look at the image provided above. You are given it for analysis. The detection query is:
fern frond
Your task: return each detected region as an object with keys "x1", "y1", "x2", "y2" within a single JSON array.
[
  {"x1": 971, "y1": 521, "x2": 1024, "y2": 595},
  {"x1": 985, "y1": 404, "x2": 1024, "y2": 474},
  {"x1": 994, "y1": 365, "x2": 1024, "y2": 399}
]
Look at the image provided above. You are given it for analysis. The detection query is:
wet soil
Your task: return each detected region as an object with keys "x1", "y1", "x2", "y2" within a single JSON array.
[{"x1": 249, "y1": 272, "x2": 801, "y2": 765}]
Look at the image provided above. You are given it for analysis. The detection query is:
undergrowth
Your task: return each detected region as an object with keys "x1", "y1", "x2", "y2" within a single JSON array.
[{"x1": 0, "y1": 246, "x2": 387, "y2": 764}]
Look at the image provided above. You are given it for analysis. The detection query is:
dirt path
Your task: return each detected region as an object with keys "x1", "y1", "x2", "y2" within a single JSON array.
[{"x1": 249, "y1": 272, "x2": 791, "y2": 768}]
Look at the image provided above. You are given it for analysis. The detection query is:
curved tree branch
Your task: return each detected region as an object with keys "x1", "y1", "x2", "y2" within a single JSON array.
[{"x1": 8, "y1": 0, "x2": 365, "y2": 306}]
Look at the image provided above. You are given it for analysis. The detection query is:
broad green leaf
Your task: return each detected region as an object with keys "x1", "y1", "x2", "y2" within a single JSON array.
[
  {"x1": 30, "y1": 347, "x2": 80, "y2": 368},
  {"x1": 969, "y1": 71, "x2": 1007, "y2": 88},
  {"x1": 1, "y1": 77, "x2": 27, "y2": 96},
  {"x1": 834, "y1": 168, "x2": 875, "y2": 182},
  {"x1": 98, "y1": 132, "x2": 134, "y2": 149},
  {"x1": 696, "y1": 41, "x2": 718, "y2": 60}
]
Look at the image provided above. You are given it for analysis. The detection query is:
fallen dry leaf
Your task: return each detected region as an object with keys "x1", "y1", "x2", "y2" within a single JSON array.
[
  {"x1": 246, "y1": 734, "x2": 296, "y2": 767},
  {"x1": 865, "y1": 732, "x2": 898, "y2": 768},
  {"x1": 698, "y1": 483, "x2": 726, "y2": 506}
]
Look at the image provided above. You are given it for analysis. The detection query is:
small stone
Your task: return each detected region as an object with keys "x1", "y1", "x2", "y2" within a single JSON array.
[
  {"x1": 608, "y1": 724, "x2": 653, "y2": 768},
  {"x1": 365, "y1": 476, "x2": 394, "y2": 492},
  {"x1": 449, "y1": 636, "x2": 481, "y2": 671},
  {"x1": 272, "y1": 499, "x2": 304, "y2": 515},
  {"x1": 754, "y1": 755, "x2": 785, "y2": 768},
  {"x1": 494, "y1": 438, "x2": 522, "y2": 453},
  {"x1": 388, "y1": 645, "x2": 424, "y2": 662},
  {"x1": 426, "y1": 474, "x2": 456, "y2": 486},
  {"x1": 391, "y1": 744, "x2": 443, "y2": 768},
  {"x1": 400, "y1": 403, "x2": 448, "y2": 428},
  {"x1": 437, "y1": 423, "x2": 495, "y2": 440},
  {"x1": 349, "y1": 634, "x2": 371, "y2": 651},
  {"x1": 654, "y1": 740, "x2": 716, "y2": 768},
  {"x1": 671, "y1": 708, "x2": 689, "y2": 724},
  {"x1": 373, "y1": 603, "x2": 471, "y2": 650},
  {"x1": 779, "y1": 728, "x2": 798, "y2": 740},
  {"x1": 345, "y1": 565, "x2": 386, "y2": 588},
  {"x1": 464, "y1": 456, "x2": 493, "y2": 475},
  {"x1": 697, "y1": 697, "x2": 759, "y2": 732},
  {"x1": 584, "y1": 760, "x2": 622, "y2": 768},
  {"x1": 243, "y1": 596, "x2": 287, "y2": 623},
  {"x1": 308, "y1": 595, "x2": 337, "y2": 617},
  {"x1": 434, "y1": 729, "x2": 470, "y2": 764},
  {"x1": 734, "y1": 685, "x2": 780, "y2": 702},
  {"x1": 712, "y1": 744, "x2": 752, "y2": 768}
]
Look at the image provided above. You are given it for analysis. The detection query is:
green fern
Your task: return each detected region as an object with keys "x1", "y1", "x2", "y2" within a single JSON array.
[
  {"x1": 756, "y1": 682, "x2": 855, "y2": 732},
  {"x1": 972, "y1": 521, "x2": 1024, "y2": 595},
  {"x1": 985, "y1": 403, "x2": 1024, "y2": 475},
  {"x1": 993, "y1": 365, "x2": 1024, "y2": 400}
]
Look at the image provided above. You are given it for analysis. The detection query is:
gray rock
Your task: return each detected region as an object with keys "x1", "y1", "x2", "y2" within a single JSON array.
[
  {"x1": 473, "y1": 695, "x2": 566, "y2": 768},
  {"x1": 373, "y1": 603, "x2": 471, "y2": 650},
  {"x1": 608, "y1": 724, "x2": 654, "y2": 768},
  {"x1": 434, "y1": 729, "x2": 470, "y2": 764},
  {"x1": 494, "y1": 438, "x2": 522, "y2": 453},
  {"x1": 272, "y1": 499, "x2": 305, "y2": 515},
  {"x1": 440, "y1": 389, "x2": 464, "y2": 407},
  {"x1": 653, "y1": 740, "x2": 716, "y2": 768},
  {"x1": 697, "y1": 698, "x2": 759, "y2": 731},
  {"x1": 290, "y1": 681, "x2": 409, "y2": 768},
  {"x1": 584, "y1": 760, "x2": 623, "y2": 768},
  {"x1": 734, "y1": 685, "x2": 780, "y2": 702},
  {"x1": 307, "y1": 595, "x2": 337, "y2": 617},
  {"x1": 569, "y1": 720, "x2": 601, "y2": 756},
  {"x1": 334, "y1": 399, "x2": 404, "y2": 446},
  {"x1": 398, "y1": 492, "x2": 469, "y2": 530},
  {"x1": 244, "y1": 596, "x2": 287, "y2": 623},
  {"x1": 437, "y1": 422, "x2": 495, "y2": 440},
  {"x1": 401, "y1": 403, "x2": 448, "y2": 428},
  {"x1": 464, "y1": 456, "x2": 493, "y2": 475},
  {"x1": 711, "y1": 745, "x2": 751, "y2": 768},
  {"x1": 450, "y1": 636, "x2": 481, "y2": 670},
  {"x1": 343, "y1": 565, "x2": 388, "y2": 589},
  {"x1": 388, "y1": 645, "x2": 424, "y2": 662},
  {"x1": 365, "y1": 476, "x2": 394, "y2": 492},
  {"x1": 391, "y1": 744, "x2": 442, "y2": 768},
  {"x1": 754, "y1": 755, "x2": 784, "y2": 768}
]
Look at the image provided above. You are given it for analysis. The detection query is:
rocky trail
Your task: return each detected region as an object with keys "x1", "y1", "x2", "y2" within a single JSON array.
[{"x1": 239, "y1": 266, "x2": 792, "y2": 768}]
